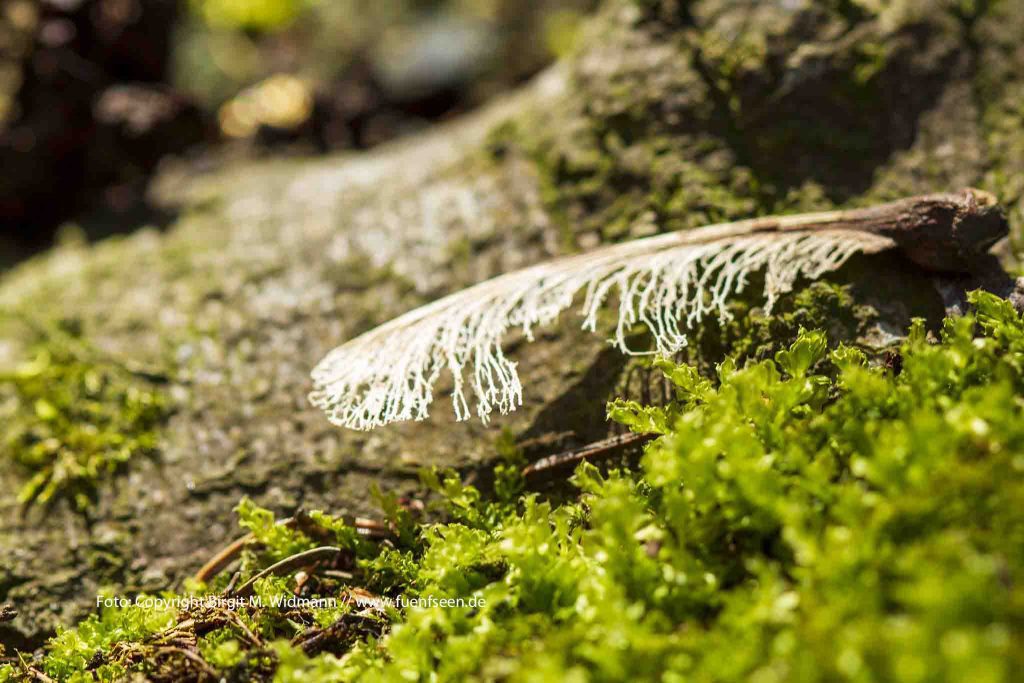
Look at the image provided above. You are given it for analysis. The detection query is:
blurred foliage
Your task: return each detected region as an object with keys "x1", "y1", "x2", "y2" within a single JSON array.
[
  {"x1": 0, "y1": 0, "x2": 202, "y2": 265},
  {"x1": 218, "y1": 73, "x2": 314, "y2": 138},
  {"x1": 1, "y1": 0, "x2": 594, "y2": 265},
  {"x1": 175, "y1": 0, "x2": 596, "y2": 145},
  {"x1": 0, "y1": 0, "x2": 37, "y2": 128},
  {"x1": 0, "y1": 317, "x2": 169, "y2": 512},
  {"x1": 18, "y1": 291, "x2": 1024, "y2": 681},
  {"x1": 190, "y1": 0, "x2": 309, "y2": 31}
]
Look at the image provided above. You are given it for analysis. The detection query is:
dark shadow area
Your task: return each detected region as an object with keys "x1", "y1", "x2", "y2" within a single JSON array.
[
  {"x1": 518, "y1": 343, "x2": 633, "y2": 453},
  {"x1": 691, "y1": 6, "x2": 966, "y2": 202},
  {"x1": 0, "y1": 0, "x2": 599, "y2": 270},
  {"x1": 0, "y1": 0, "x2": 208, "y2": 268}
]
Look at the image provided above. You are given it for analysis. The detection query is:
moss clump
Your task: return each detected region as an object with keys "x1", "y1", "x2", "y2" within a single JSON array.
[
  {"x1": 686, "y1": 280, "x2": 878, "y2": 372},
  {"x1": 41, "y1": 594, "x2": 178, "y2": 681},
  {"x1": 496, "y1": 0, "x2": 989, "y2": 254},
  {"x1": 13, "y1": 291, "x2": 1024, "y2": 681},
  {"x1": 504, "y1": 105, "x2": 767, "y2": 247},
  {"x1": 0, "y1": 319, "x2": 169, "y2": 511},
  {"x1": 26, "y1": 497, "x2": 397, "y2": 681}
]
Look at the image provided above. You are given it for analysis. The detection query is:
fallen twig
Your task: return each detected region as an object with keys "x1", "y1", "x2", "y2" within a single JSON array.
[
  {"x1": 225, "y1": 609, "x2": 263, "y2": 647},
  {"x1": 195, "y1": 514, "x2": 391, "y2": 586},
  {"x1": 522, "y1": 432, "x2": 657, "y2": 480},
  {"x1": 292, "y1": 610, "x2": 382, "y2": 655},
  {"x1": 155, "y1": 646, "x2": 220, "y2": 680},
  {"x1": 311, "y1": 189, "x2": 1009, "y2": 431},
  {"x1": 26, "y1": 667, "x2": 55, "y2": 683},
  {"x1": 194, "y1": 524, "x2": 285, "y2": 585},
  {"x1": 231, "y1": 547, "x2": 343, "y2": 599},
  {"x1": 15, "y1": 652, "x2": 54, "y2": 683},
  {"x1": 222, "y1": 570, "x2": 242, "y2": 595},
  {"x1": 354, "y1": 517, "x2": 393, "y2": 539},
  {"x1": 322, "y1": 569, "x2": 354, "y2": 581}
]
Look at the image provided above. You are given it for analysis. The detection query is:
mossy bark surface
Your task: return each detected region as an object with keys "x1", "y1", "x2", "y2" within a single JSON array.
[{"x1": 2, "y1": 0, "x2": 1022, "y2": 648}]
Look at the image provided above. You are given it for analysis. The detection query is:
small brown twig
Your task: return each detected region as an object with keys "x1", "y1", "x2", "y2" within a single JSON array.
[
  {"x1": 522, "y1": 432, "x2": 657, "y2": 480},
  {"x1": 225, "y1": 609, "x2": 263, "y2": 647},
  {"x1": 155, "y1": 646, "x2": 220, "y2": 680},
  {"x1": 322, "y1": 569, "x2": 355, "y2": 581},
  {"x1": 193, "y1": 528, "x2": 274, "y2": 586},
  {"x1": 222, "y1": 570, "x2": 242, "y2": 595},
  {"x1": 15, "y1": 652, "x2": 55, "y2": 683},
  {"x1": 354, "y1": 517, "x2": 393, "y2": 539},
  {"x1": 195, "y1": 514, "x2": 392, "y2": 586},
  {"x1": 291, "y1": 610, "x2": 382, "y2": 655},
  {"x1": 26, "y1": 667, "x2": 55, "y2": 683},
  {"x1": 230, "y1": 547, "x2": 343, "y2": 599},
  {"x1": 669, "y1": 188, "x2": 1007, "y2": 273}
]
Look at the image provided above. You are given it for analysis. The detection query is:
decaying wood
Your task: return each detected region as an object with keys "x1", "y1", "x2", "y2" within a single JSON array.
[
  {"x1": 153, "y1": 646, "x2": 220, "y2": 680},
  {"x1": 740, "y1": 188, "x2": 1007, "y2": 272},
  {"x1": 583, "y1": 187, "x2": 1009, "y2": 274}
]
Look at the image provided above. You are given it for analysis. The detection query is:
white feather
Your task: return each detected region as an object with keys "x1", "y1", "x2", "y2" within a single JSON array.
[{"x1": 310, "y1": 218, "x2": 894, "y2": 430}]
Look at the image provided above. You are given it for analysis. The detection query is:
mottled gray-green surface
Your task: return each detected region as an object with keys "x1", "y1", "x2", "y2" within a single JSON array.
[{"x1": 2, "y1": 0, "x2": 1023, "y2": 648}]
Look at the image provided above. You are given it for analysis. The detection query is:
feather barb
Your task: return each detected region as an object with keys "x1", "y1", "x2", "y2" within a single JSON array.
[{"x1": 310, "y1": 189, "x2": 1005, "y2": 430}]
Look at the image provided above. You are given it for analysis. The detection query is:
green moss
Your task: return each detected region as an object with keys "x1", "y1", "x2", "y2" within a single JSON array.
[
  {"x1": 43, "y1": 592, "x2": 177, "y2": 680},
  {"x1": 0, "y1": 318, "x2": 169, "y2": 511},
  {"x1": 199, "y1": 628, "x2": 247, "y2": 669},
  {"x1": 508, "y1": 0, "x2": 991, "y2": 247},
  {"x1": 689, "y1": 280, "x2": 878, "y2": 371},
  {"x1": 19, "y1": 291, "x2": 1024, "y2": 682},
  {"x1": 981, "y1": 82, "x2": 1024, "y2": 252},
  {"x1": 513, "y1": 116, "x2": 765, "y2": 247}
]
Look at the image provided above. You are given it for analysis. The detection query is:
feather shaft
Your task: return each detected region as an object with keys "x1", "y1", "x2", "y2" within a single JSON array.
[{"x1": 310, "y1": 189, "x2": 1006, "y2": 430}]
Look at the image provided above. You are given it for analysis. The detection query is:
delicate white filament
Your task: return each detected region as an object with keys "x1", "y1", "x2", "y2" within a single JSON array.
[{"x1": 310, "y1": 224, "x2": 893, "y2": 430}]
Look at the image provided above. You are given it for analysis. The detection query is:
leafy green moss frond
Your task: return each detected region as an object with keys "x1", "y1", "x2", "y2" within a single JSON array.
[
  {"x1": 0, "y1": 319, "x2": 169, "y2": 511},
  {"x1": 24, "y1": 291, "x2": 1024, "y2": 682}
]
